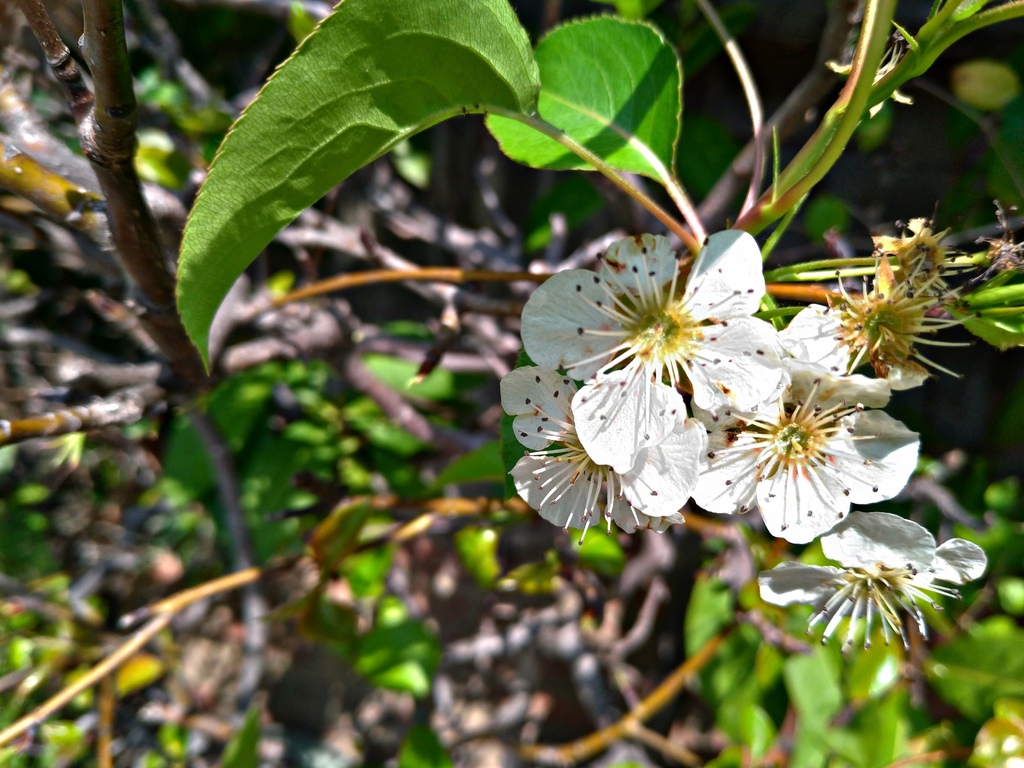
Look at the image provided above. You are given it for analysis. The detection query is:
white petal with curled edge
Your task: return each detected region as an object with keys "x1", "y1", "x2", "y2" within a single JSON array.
[
  {"x1": 600, "y1": 234, "x2": 680, "y2": 298},
  {"x1": 521, "y1": 269, "x2": 625, "y2": 381},
  {"x1": 511, "y1": 453, "x2": 596, "y2": 530},
  {"x1": 683, "y1": 230, "x2": 765, "y2": 321},
  {"x1": 500, "y1": 367, "x2": 577, "y2": 450},
  {"x1": 787, "y1": 366, "x2": 891, "y2": 410},
  {"x1": 827, "y1": 410, "x2": 919, "y2": 505},
  {"x1": 573, "y1": 373, "x2": 686, "y2": 474},
  {"x1": 931, "y1": 538, "x2": 987, "y2": 584},
  {"x1": 691, "y1": 430, "x2": 760, "y2": 515},
  {"x1": 758, "y1": 462, "x2": 850, "y2": 544},
  {"x1": 758, "y1": 561, "x2": 843, "y2": 606},
  {"x1": 621, "y1": 418, "x2": 706, "y2": 518},
  {"x1": 821, "y1": 511, "x2": 935, "y2": 570},
  {"x1": 610, "y1": 508, "x2": 685, "y2": 534},
  {"x1": 686, "y1": 317, "x2": 790, "y2": 412},
  {"x1": 779, "y1": 304, "x2": 850, "y2": 373}
]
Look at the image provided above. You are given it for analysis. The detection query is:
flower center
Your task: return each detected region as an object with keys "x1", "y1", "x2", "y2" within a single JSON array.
[
  {"x1": 773, "y1": 422, "x2": 812, "y2": 459},
  {"x1": 628, "y1": 303, "x2": 701, "y2": 365}
]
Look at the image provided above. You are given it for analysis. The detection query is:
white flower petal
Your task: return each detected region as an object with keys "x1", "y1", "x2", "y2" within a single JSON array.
[
  {"x1": 500, "y1": 367, "x2": 577, "y2": 450},
  {"x1": 521, "y1": 269, "x2": 626, "y2": 380},
  {"x1": 686, "y1": 317, "x2": 790, "y2": 412},
  {"x1": 684, "y1": 230, "x2": 766, "y2": 320},
  {"x1": 621, "y1": 418, "x2": 707, "y2": 517},
  {"x1": 609, "y1": 508, "x2": 685, "y2": 534},
  {"x1": 758, "y1": 462, "x2": 850, "y2": 544},
  {"x1": 788, "y1": 367, "x2": 891, "y2": 410},
  {"x1": 821, "y1": 511, "x2": 935, "y2": 570},
  {"x1": 780, "y1": 304, "x2": 850, "y2": 373},
  {"x1": 758, "y1": 561, "x2": 843, "y2": 606},
  {"x1": 572, "y1": 373, "x2": 686, "y2": 474},
  {"x1": 827, "y1": 410, "x2": 919, "y2": 504},
  {"x1": 599, "y1": 234, "x2": 679, "y2": 297},
  {"x1": 511, "y1": 453, "x2": 600, "y2": 531},
  {"x1": 691, "y1": 431, "x2": 760, "y2": 515},
  {"x1": 931, "y1": 538, "x2": 987, "y2": 584},
  {"x1": 886, "y1": 362, "x2": 930, "y2": 391}
]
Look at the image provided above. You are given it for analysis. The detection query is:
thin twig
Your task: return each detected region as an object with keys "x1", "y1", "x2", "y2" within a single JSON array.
[
  {"x1": 97, "y1": 675, "x2": 115, "y2": 768},
  {"x1": 519, "y1": 631, "x2": 727, "y2": 765},
  {"x1": 626, "y1": 722, "x2": 702, "y2": 767},
  {"x1": 188, "y1": 412, "x2": 268, "y2": 712},
  {"x1": 273, "y1": 267, "x2": 546, "y2": 307},
  {"x1": 699, "y1": 0, "x2": 857, "y2": 226},
  {"x1": 0, "y1": 134, "x2": 109, "y2": 244},
  {"x1": 0, "y1": 384, "x2": 162, "y2": 447},
  {"x1": 694, "y1": 0, "x2": 763, "y2": 215},
  {"x1": 0, "y1": 567, "x2": 262, "y2": 749},
  {"x1": 14, "y1": 0, "x2": 94, "y2": 122}
]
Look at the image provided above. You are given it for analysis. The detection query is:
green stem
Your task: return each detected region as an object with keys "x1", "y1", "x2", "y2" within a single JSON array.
[
  {"x1": 491, "y1": 108, "x2": 702, "y2": 254},
  {"x1": 734, "y1": 0, "x2": 897, "y2": 234}
]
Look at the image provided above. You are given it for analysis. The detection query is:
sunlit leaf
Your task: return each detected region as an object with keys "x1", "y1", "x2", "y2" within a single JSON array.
[
  {"x1": 178, "y1": 0, "x2": 539, "y2": 364},
  {"x1": 487, "y1": 16, "x2": 682, "y2": 184}
]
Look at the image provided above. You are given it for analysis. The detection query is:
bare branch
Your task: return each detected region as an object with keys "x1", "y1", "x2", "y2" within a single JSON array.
[
  {"x1": 13, "y1": 0, "x2": 94, "y2": 123},
  {"x1": 73, "y1": 0, "x2": 207, "y2": 388},
  {"x1": 0, "y1": 384, "x2": 163, "y2": 447}
]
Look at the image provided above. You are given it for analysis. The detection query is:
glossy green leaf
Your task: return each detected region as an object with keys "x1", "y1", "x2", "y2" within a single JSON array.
[
  {"x1": 354, "y1": 617, "x2": 441, "y2": 697},
  {"x1": 487, "y1": 16, "x2": 682, "y2": 183},
  {"x1": 178, "y1": 0, "x2": 540, "y2": 364},
  {"x1": 572, "y1": 528, "x2": 625, "y2": 577},
  {"x1": 454, "y1": 526, "x2": 501, "y2": 588},
  {"x1": 432, "y1": 440, "x2": 504, "y2": 488},
  {"x1": 928, "y1": 617, "x2": 1024, "y2": 721},
  {"x1": 222, "y1": 706, "x2": 261, "y2": 768},
  {"x1": 115, "y1": 653, "x2": 165, "y2": 696},
  {"x1": 962, "y1": 313, "x2": 1024, "y2": 350},
  {"x1": 398, "y1": 725, "x2": 453, "y2": 768}
]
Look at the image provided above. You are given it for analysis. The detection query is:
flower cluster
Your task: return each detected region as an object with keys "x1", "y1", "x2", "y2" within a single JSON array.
[{"x1": 502, "y1": 230, "x2": 986, "y2": 647}]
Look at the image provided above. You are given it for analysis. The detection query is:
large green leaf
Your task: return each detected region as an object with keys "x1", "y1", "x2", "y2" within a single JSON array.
[
  {"x1": 178, "y1": 0, "x2": 540, "y2": 364},
  {"x1": 486, "y1": 16, "x2": 682, "y2": 183},
  {"x1": 927, "y1": 617, "x2": 1024, "y2": 721}
]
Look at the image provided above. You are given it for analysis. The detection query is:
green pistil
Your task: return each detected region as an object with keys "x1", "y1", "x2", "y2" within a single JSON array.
[{"x1": 630, "y1": 305, "x2": 699, "y2": 362}]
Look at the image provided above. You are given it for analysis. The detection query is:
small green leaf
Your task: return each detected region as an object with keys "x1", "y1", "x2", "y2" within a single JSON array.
[
  {"x1": 433, "y1": 440, "x2": 504, "y2": 488},
  {"x1": 398, "y1": 726, "x2": 453, "y2": 768},
  {"x1": 309, "y1": 500, "x2": 373, "y2": 572},
  {"x1": 962, "y1": 313, "x2": 1024, "y2": 350},
  {"x1": 572, "y1": 529, "x2": 625, "y2": 577},
  {"x1": 178, "y1": 0, "x2": 540, "y2": 364},
  {"x1": 952, "y1": 59, "x2": 1022, "y2": 111},
  {"x1": 803, "y1": 194, "x2": 851, "y2": 242},
  {"x1": 589, "y1": 0, "x2": 667, "y2": 19},
  {"x1": 454, "y1": 526, "x2": 502, "y2": 588},
  {"x1": 497, "y1": 550, "x2": 560, "y2": 594},
  {"x1": 355, "y1": 618, "x2": 441, "y2": 697},
  {"x1": 487, "y1": 16, "x2": 682, "y2": 184},
  {"x1": 222, "y1": 706, "x2": 262, "y2": 768},
  {"x1": 115, "y1": 653, "x2": 165, "y2": 697}
]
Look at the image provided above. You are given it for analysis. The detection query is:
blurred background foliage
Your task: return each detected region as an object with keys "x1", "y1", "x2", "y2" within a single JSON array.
[{"x1": 1, "y1": 0, "x2": 1024, "y2": 766}]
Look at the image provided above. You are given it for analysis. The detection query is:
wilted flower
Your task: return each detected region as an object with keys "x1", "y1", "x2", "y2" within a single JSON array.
[
  {"x1": 692, "y1": 365, "x2": 919, "y2": 543},
  {"x1": 520, "y1": 232, "x2": 789, "y2": 423},
  {"x1": 501, "y1": 366, "x2": 706, "y2": 536},
  {"x1": 758, "y1": 511, "x2": 987, "y2": 649},
  {"x1": 781, "y1": 255, "x2": 966, "y2": 389}
]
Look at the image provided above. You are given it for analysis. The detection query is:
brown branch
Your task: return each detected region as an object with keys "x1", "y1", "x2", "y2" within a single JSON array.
[
  {"x1": 0, "y1": 384, "x2": 163, "y2": 448},
  {"x1": 698, "y1": 0, "x2": 858, "y2": 226},
  {"x1": 0, "y1": 567, "x2": 262, "y2": 750},
  {"x1": 273, "y1": 267, "x2": 546, "y2": 307},
  {"x1": 97, "y1": 675, "x2": 114, "y2": 768},
  {"x1": 14, "y1": 0, "x2": 94, "y2": 123},
  {"x1": 0, "y1": 134, "x2": 109, "y2": 243},
  {"x1": 519, "y1": 630, "x2": 728, "y2": 765},
  {"x1": 73, "y1": 0, "x2": 207, "y2": 389}
]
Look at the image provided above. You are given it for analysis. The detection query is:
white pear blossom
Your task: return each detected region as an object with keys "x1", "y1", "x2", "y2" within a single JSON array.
[
  {"x1": 758, "y1": 511, "x2": 987, "y2": 649},
  {"x1": 520, "y1": 232, "x2": 789, "y2": 423},
  {"x1": 692, "y1": 365, "x2": 920, "y2": 544},
  {"x1": 501, "y1": 366, "x2": 706, "y2": 536}
]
